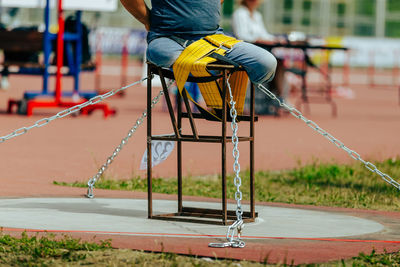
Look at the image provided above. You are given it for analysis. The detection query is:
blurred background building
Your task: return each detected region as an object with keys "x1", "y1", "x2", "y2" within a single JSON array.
[
  {"x1": 1, "y1": 0, "x2": 399, "y2": 70},
  {"x1": 2, "y1": 0, "x2": 399, "y2": 38},
  {"x1": 260, "y1": 0, "x2": 400, "y2": 38}
]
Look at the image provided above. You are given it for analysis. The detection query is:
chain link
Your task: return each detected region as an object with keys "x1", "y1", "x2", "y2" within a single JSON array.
[
  {"x1": 257, "y1": 83, "x2": 400, "y2": 190},
  {"x1": 86, "y1": 80, "x2": 172, "y2": 198},
  {"x1": 209, "y1": 75, "x2": 245, "y2": 249},
  {"x1": 0, "y1": 78, "x2": 149, "y2": 144},
  {"x1": 229, "y1": 80, "x2": 244, "y2": 222}
]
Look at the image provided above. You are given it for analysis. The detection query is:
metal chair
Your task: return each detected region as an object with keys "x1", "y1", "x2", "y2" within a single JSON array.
[{"x1": 146, "y1": 62, "x2": 258, "y2": 225}]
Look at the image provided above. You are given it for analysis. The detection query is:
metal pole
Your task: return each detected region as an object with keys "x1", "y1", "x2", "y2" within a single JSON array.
[
  {"x1": 250, "y1": 82, "x2": 255, "y2": 218},
  {"x1": 42, "y1": 0, "x2": 51, "y2": 94},
  {"x1": 55, "y1": 0, "x2": 65, "y2": 103},
  {"x1": 147, "y1": 65, "x2": 153, "y2": 219},
  {"x1": 177, "y1": 87, "x2": 182, "y2": 213},
  {"x1": 222, "y1": 70, "x2": 227, "y2": 225},
  {"x1": 74, "y1": 10, "x2": 82, "y2": 94}
]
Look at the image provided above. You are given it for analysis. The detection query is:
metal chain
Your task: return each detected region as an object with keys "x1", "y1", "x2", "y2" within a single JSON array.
[
  {"x1": 209, "y1": 75, "x2": 245, "y2": 249},
  {"x1": 86, "y1": 80, "x2": 173, "y2": 198},
  {"x1": 0, "y1": 78, "x2": 149, "y2": 144},
  {"x1": 257, "y1": 83, "x2": 400, "y2": 190}
]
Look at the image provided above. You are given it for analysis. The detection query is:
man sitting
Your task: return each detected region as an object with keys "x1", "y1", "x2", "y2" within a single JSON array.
[{"x1": 120, "y1": 0, "x2": 277, "y2": 89}]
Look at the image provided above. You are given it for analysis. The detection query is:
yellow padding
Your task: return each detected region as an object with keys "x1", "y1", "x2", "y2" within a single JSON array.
[
  {"x1": 224, "y1": 70, "x2": 248, "y2": 114},
  {"x1": 172, "y1": 34, "x2": 248, "y2": 116},
  {"x1": 204, "y1": 34, "x2": 240, "y2": 49}
]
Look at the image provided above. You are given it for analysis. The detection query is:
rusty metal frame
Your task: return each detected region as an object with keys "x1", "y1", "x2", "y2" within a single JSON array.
[{"x1": 147, "y1": 63, "x2": 257, "y2": 225}]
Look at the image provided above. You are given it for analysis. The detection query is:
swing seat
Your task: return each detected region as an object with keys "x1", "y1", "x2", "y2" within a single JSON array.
[{"x1": 146, "y1": 61, "x2": 258, "y2": 225}]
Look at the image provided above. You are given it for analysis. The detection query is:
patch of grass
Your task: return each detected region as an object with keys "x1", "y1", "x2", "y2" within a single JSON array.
[
  {"x1": 324, "y1": 249, "x2": 400, "y2": 267},
  {"x1": 0, "y1": 232, "x2": 111, "y2": 266},
  {"x1": 351, "y1": 249, "x2": 398, "y2": 266},
  {"x1": 2, "y1": 232, "x2": 400, "y2": 266},
  {"x1": 0, "y1": 232, "x2": 268, "y2": 266},
  {"x1": 255, "y1": 157, "x2": 400, "y2": 210},
  {"x1": 55, "y1": 157, "x2": 400, "y2": 211}
]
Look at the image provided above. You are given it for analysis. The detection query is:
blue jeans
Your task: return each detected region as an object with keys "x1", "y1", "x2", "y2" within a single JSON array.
[{"x1": 146, "y1": 35, "x2": 277, "y2": 84}]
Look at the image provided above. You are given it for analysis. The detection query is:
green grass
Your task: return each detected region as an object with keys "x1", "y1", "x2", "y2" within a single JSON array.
[
  {"x1": 55, "y1": 157, "x2": 400, "y2": 211},
  {"x1": 11, "y1": 156, "x2": 400, "y2": 266},
  {"x1": 0, "y1": 231, "x2": 111, "y2": 266},
  {"x1": 0, "y1": 232, "x2": 268, "y2": 266},
  {"x1": 350, "y1": 249, "x2": 400, "y2": 266},
  {"x1": 2, "y1": 232, "x2": 400, "y2": 266}
]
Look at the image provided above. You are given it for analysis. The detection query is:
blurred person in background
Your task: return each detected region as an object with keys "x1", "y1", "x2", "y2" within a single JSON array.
[
  {"x1": 233, "y1": 0, "x2": 290, "y2": 115},
  {"x1": 232, "y1": 0, "x2": 275, "y2": 44}
]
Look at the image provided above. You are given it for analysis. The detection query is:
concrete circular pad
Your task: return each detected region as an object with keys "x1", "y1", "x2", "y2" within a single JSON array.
[{"x1": 0, "y1": 198, "x2": 383, "y2": 239}]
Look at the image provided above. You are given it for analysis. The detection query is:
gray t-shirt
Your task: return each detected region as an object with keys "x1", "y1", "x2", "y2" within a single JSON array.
[{"x1": 148, "y1": 0, "x2": 221, "y2": 42}]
